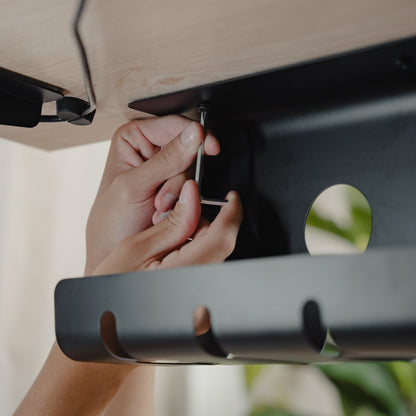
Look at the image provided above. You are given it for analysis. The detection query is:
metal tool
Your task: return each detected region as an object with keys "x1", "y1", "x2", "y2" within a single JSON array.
[{"x1": 195, "y1": 105, "x2": 227, "y2": 206}]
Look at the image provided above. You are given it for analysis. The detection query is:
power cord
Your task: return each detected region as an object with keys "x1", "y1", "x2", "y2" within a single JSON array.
[{"x1": 40, "y1": 0, "x2": 96, "y2": 125}]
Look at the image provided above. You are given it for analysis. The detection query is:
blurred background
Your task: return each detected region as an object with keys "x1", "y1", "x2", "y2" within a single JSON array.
[{"x1": 0, "y1": 136, "x2": 415, "y2": 415}]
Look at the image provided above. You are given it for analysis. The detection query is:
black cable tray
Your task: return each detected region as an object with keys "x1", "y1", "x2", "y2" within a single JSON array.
[{"x1": 55, "y1": 35, "x2": 416, "y2": 365}]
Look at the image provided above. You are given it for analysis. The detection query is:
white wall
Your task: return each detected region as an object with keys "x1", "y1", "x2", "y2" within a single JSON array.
[
  {"x1": 0, "y1": 137, "x2": 109, "y2": 414},
  {"x1": 0, "y1": 137, "x2": 249, "y2": 416}
]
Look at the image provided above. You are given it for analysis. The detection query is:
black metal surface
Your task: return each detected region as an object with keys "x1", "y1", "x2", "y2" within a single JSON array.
[
  {"x1": 0, "y1": 64, "x2": 95, "y2": 127},
  {"x1": 128, "y1": 36, "x2": 416, "y2": 259},
  {"x1": 55, "y1": 247, "x2": 416, "y2": 365},
  {"x1": 202, "y1": 90, "x2": 416, "y2": 258},
  {"x1": 55, "y1": 36, "x2": 416, "y2": 364},
  {"x1": 128, "y1": 36, "x2": 416, "y2": 119},
  {"x1": 56, "y1": 96, "x2": 96, "y2": 125},
  {"x1": 0, "y1": 67, "x2": 64, "y2": 127}
]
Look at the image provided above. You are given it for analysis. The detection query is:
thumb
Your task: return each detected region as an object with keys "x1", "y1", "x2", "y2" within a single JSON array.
[
  {"x1": 121, "y1": 122, "x2": 203, "y2": 199},
  {"x1": 92, "y1": 180, "x2": 201, "y2": 275}
]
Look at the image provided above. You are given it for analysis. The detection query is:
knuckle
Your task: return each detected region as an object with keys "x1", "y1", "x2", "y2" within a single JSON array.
[
  {"x1": 162, "y1": 209, "x2": 183, "y2": 230},
  {"x1": 112, "y1": 122, "x2": 132, "y2": 142},
  {"x1": 112, "y1": 172, "x2": 134, "y2": 200},
  {"x1": 112, "y1": 121, "x2": 143, "y2": 148}
]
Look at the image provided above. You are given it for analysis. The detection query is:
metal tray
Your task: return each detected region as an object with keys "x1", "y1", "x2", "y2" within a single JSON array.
[{"x1": 56, "y1": 35, "x2": 416, "y2": 364}]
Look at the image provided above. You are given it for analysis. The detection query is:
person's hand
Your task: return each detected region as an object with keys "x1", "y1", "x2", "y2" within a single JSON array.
[
  {"x1": 85, "y1": 116, "x2": 220, "y2": 275},
  {"x1": 17, "y1": 116, "x2": 242, "y2": 416},
  {"x1": 16, "y1": 180, "x2": 242, "y2": 416},
  {"x1": 92, "y1": 180, "x2": 243, "y2": 275}
]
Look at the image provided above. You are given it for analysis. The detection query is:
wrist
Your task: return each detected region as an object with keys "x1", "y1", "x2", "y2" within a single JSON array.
[{"x1": 15, "y1": 342, "x2": 138, "y2": 416}]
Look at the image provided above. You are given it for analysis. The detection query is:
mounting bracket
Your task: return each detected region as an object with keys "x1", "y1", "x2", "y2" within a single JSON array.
[
  {"x1": 0, "y1": 67, "x2": 95, "y2": 127},
  {"x1": 55, "y1": 35, "x2": 416, "y2": 364},
  {"x1": 0, "y1": 67, "x2": 65, "y2": 127}
]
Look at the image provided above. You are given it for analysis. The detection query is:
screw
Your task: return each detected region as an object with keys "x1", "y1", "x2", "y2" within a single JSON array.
[{"x1": 395, "y1": 56, "x2": 412, "y2": 71}]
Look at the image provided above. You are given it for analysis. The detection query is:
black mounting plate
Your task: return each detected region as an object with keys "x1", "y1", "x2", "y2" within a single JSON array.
[
  {"x1": 130, "y1": 36, "x2": 416, "y2": 259},
  {"x1": 128, "y1": 36, "x2": 416, "y2": 120}
]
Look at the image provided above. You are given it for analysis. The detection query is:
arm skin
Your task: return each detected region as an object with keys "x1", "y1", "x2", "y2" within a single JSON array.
[
  {"x1": 14, "y1": 117, "x2": 243, "y2": 416},
  {"x1": 15, "y1": 343, "x2": 151, "y2": 416}
]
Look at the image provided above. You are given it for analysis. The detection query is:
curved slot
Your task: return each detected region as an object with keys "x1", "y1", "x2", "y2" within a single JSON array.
[
  {"x1": 302, "y1": 300, "x2": 340, "y2": 357},
  {"x1": 193, "y1": 306, "x2": 228, "y2": 358},
  {"x1": 302, "y1": 300, "x2": 327, "y2": 351},
  {"x1": 100, "y1": 311, "x2": 135, "y2": 360}
]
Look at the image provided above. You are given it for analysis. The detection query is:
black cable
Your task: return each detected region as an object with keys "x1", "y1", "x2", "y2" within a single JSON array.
[
  {"x1": 72, "y1": 0, "x2": 96, "y2": 115},
  {"x1": 40, "y1": 0, "x2": 96, "y2": 123}
]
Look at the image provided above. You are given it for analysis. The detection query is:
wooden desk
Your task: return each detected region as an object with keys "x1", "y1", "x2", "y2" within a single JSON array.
[{"x1": 1, "y1": 0, "x2": 415, "y2": 150}]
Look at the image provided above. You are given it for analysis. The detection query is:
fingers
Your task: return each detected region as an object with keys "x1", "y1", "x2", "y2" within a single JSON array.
[
  {"x1": 99, "y1": 122, "x2": 159, "y2": 192},
  {"x1": 99, "y1": 116, "x2": 191, "y2": 192},
  {"x1": 92, "y1": 180, "x2": 201, "y2": 275},
  {"x1": 203, "y1": 134, "x2": 220, "y2": 156},
  {"x1": 159, "y1": 191, "x2": 243, "y2": 269},
  {"x1": 131, "y1": 116, "x2": 220, "y2": 153},
  {"x1": 154, "y1": 172, "x2": 189, "y2": 216},
  {"x1": 141, "y1": 180, "x2": 201, "y2": 260},
  {"x1": 100, "y1": 116, "x2": 220, "y2": 193},
  {"x1": 153, "y1": 135, "x2": 220, "y2": 215},
  {"x1": 193, "y1": 306, "x2": 211, "y2": 336},
  {"x1": 116, "y1": 122, "x2": 203, "y2": 202},
  {"x1": 204, "y1": 191, "x2": 243, "y2": 243},
  {"x1": 130, "y1": 115, "x2": 193, "y2": 147}
]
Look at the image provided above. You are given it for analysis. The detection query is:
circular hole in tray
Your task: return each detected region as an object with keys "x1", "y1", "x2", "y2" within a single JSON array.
[{"x1": 305, "y1": 184, "x2": 372, "y2": 255}]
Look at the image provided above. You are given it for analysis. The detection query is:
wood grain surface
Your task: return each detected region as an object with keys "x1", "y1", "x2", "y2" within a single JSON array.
[{"x1": 1, "y1": 0, "x2": 416, "y2": 150}]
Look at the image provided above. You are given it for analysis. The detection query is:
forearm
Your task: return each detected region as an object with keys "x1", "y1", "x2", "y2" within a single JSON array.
[{"x1": 15, "y1": 342, "x2": 153, "y2": 415}]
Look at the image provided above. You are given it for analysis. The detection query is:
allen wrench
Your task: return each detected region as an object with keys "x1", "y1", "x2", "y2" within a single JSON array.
[{"x1": 195, "y1": 105, "x2": 227, "y2": 206}]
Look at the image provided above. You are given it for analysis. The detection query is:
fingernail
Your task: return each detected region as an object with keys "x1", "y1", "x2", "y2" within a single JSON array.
[
  {"x1": 181, "y1": 122, "x2": 200, "y2": 149},
  {"x1": 179, "y1": 181, "x2": 191, "y2": 204},
  {"x1": 162, "y1": 193, "x2": 177, "y2": 210},
  {"x1": 225, "y1": 191, "x2": 237, "y2": 202}
]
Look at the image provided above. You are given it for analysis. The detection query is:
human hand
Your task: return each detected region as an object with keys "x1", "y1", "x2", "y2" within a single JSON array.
[
  {"x1": 17, "y1": 117, "x2": 239, "y2": 416},
  {"x1": 85, "y1": 116, "x2": 220, "y2": 275},
  {"x1": 92, "y1": 180, "x2": 243, "y2": 275}
]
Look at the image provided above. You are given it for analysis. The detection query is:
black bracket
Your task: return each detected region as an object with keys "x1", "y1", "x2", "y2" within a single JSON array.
[
  {"x1": 55, "y1": 35, "x2": 416, "y2": 364},
  {"x1": 0, "y1": 67, "x2": 95, "y2": 127},
  {"x1": 0, "y1": 67, "x2": 64, "y2": 127}
]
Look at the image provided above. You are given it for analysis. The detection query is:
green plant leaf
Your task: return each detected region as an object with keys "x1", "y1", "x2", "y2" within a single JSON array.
[
  {"x1": 318, "y1": 363, "x2": 408, "y2": 416},
  {"x1": 387, "y1": 361, "x2": 416, "y2": 412},
  {"x1": 245, "y1": 365, "x2": 266, "y2": 389}
]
